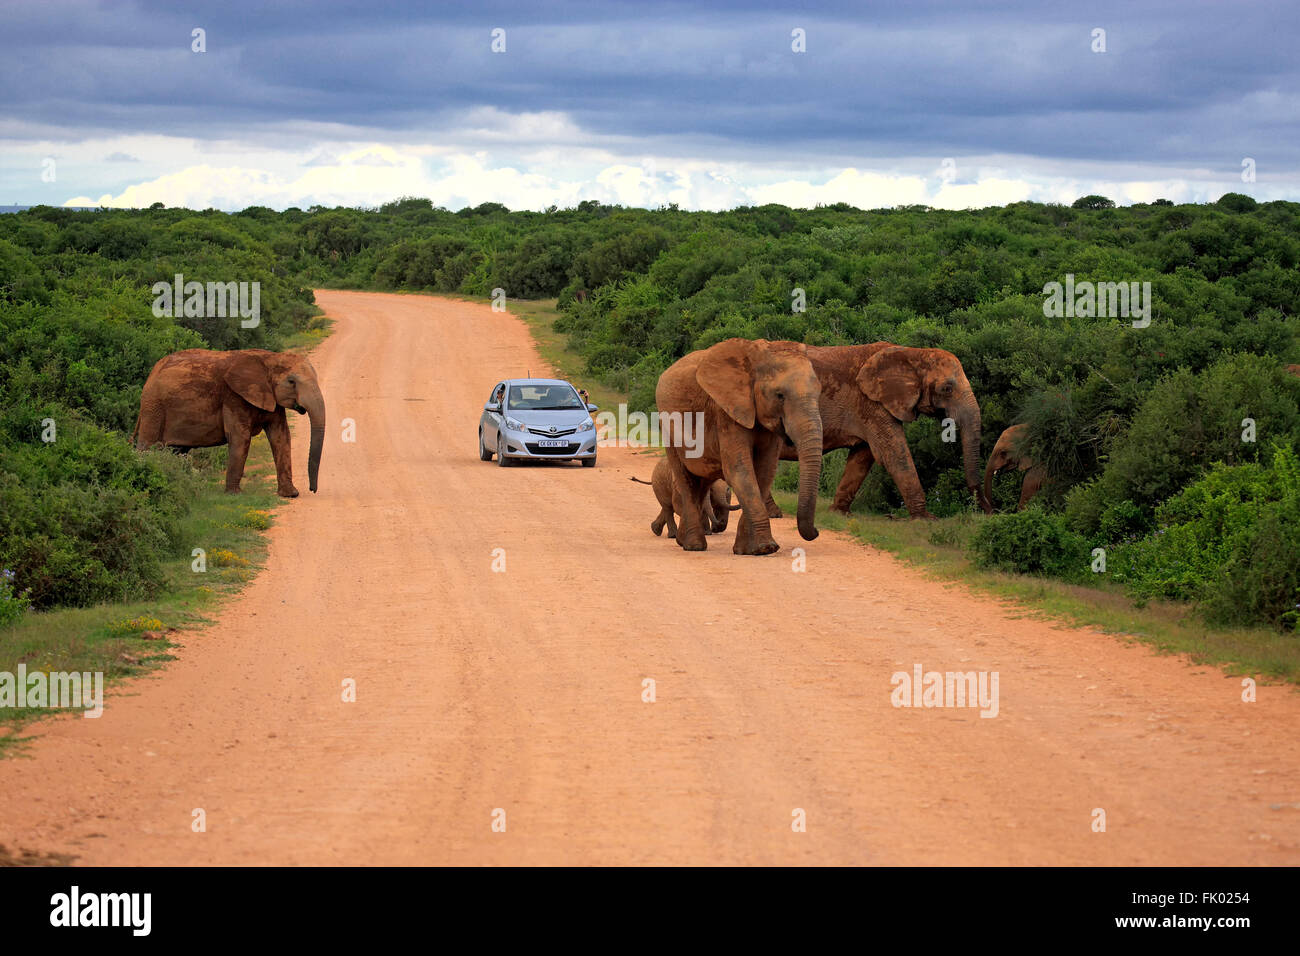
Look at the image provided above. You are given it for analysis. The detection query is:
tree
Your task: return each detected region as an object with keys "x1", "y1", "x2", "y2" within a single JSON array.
[{"x1": 1071, "y1": 195, "x2": 1115, "y2": 210}]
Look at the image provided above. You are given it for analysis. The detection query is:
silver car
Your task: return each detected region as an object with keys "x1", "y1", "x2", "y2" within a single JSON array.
[{"x1": 479, "y1": 378, "x2": 599, "y2": 467}]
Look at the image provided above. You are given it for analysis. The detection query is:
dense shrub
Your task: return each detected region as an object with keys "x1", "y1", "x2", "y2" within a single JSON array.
[
  {"x1": 0, "y1": 414, "x2": 197, "y2": 609},
  {"x1": 970, "y1": 507, "x2": 1091, "y2": 579},
  {"x1": 1110, "y1": 446, "x2": 1300, "y2": 631},
  {"x1": 1066, "y1": 354, "x2": 1300, "y2": 535}
]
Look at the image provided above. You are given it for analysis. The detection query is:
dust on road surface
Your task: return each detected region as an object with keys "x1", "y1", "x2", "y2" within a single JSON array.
[{"x1": 2, "y1": 291, "x2": 1297, "y2": 865}]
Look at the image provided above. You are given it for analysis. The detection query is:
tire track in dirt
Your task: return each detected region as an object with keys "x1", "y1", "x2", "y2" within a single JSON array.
[{"x1": 1, "y1": 290, "x2": 1297, "y2": 865}]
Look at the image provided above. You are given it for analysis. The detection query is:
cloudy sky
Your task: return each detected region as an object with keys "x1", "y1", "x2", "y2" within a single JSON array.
[{"x1": 2, "y1": 0, "x2": 1297, "y2": 211}]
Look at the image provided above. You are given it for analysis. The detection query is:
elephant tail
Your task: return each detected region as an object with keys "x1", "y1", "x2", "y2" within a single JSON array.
[{"x1": 628, "y1": 476, "x2": 653, "y2": 485}]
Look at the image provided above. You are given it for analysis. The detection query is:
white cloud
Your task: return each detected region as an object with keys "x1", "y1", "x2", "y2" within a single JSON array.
[
  {"x1": 749, "y1": 168, "x2": 930, "y2": 209},
  {"x1": 36, "y1": 111, "x2": 1298, "y2": 212}
]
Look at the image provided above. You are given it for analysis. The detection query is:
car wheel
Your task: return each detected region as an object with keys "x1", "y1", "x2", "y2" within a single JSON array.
[
  {"x1": 497, "y1": 442, "x2": 512, "y2": 467},
  {"x1": 582, "y1": 456, "x2": 596, "y2": 468},
  {"x1": 479, "y1": 429, "x2": 493, "y2": 461}
]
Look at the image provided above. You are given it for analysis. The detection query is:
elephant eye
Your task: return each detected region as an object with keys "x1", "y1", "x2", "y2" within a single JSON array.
[{"x1": 775, "y1": 390, "x2": 785, "y2": 400}]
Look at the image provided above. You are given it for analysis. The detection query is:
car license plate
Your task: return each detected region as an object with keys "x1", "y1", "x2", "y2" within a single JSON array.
[{"x1": 537, "y1": 439, "x2": 567, "y2": 447}]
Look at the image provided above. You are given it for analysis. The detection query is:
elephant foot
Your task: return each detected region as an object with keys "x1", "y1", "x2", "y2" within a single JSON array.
[
  {"x1": 224, "y1": 485, "x2": 242, "y2": 494},
  {"x1": 765, "y1": 502, "x2": 784, "y2": 519},
  {"x1": 735, "y1": 537, "x2": 780, "y2": 556},
  {"x1": 278, "y1": 485, "x2": 300, "y2": 498},
  {"x1": 909, "y1": 510, "x2": 940, "y2": 521},
  {"x1": 677, "y1": 531, "x2": 707, "y2": 551},
  {"x1": 650, "y1": 519, "x2": 664, "y2": 536},
  {"x1": 830, "y1": 502, "x2": 853, "y2": 516}
]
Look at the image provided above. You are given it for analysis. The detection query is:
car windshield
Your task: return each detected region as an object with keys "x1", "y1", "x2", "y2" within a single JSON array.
[{"x1": 507, "y1": 384, "x2": 583, "y2": 411}]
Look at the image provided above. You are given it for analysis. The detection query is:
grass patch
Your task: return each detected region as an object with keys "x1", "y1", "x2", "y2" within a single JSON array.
[{"x1": 773, "y1": 492, "x2": 1300, "y2": 685}]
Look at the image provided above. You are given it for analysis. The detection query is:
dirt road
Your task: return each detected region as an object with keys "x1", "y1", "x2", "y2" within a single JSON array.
[{"x1": 3, "y1": 290, "x2": 1298, "y2": 865}]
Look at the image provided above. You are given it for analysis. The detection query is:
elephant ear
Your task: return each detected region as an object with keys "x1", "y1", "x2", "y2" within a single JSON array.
[
  {"x1": 695, "y1": 339, "x2": 756, "y2": 428},
  {"x1": 223, "y1": 353, "x2": 277, "y2": 412},
  {"x1": 858, "y1": 347, "x2": 921, "y2": 422}
]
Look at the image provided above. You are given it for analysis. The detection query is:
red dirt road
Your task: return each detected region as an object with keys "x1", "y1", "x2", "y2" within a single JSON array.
[{"x1": 2, "y1": 290, "x2": 1298, "y2": 865}]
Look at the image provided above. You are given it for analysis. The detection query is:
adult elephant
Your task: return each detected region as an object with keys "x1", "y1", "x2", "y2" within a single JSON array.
[
  {"x1": 766, "y1": 343, "x2": 991, "y2": 518},
  {"x1": 656, "y1": 338, "x2": 823, "y2": 555},
  {"x1": 983, "y1": 424, "x2": 1047, "y2": 511},
  {"x1": 134, "y1": 349, "x2": 326, "y2": 497}
]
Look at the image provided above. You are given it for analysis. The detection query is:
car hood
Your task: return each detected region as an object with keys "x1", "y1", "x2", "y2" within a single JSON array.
[{"x1": 506, "y1": 409, "x2": 590, "y2": 428}]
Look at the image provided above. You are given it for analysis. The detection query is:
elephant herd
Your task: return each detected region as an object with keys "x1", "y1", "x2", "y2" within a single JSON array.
[
  {"x1": 128, "y1": 342, "x2": 1046, "y2": 558},
  {"x1": 645, "y1": 337, "x2": 1044, "y2": 556}
]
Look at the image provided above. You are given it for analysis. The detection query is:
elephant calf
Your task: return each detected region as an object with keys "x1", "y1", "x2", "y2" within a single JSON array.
[
  {"x1": 984, "y1": 424, "x2": 1047, "y2": 510},
  {"x1": 134, "y1": 348, "x2": 326, "y2": 497},
  {"x1": 630, "y1": 458, "x2": 738, "y2": 538}
]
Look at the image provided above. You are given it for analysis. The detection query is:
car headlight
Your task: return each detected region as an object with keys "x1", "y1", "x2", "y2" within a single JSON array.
[
  {"x1": 505, "y1": 417, "x2": 528, "y2": 432},
  {"x1": 575, "y1": 418, "x2": 594, "y2": 432}
]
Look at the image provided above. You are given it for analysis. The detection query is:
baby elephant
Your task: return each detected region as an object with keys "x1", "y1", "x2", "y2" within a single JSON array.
[
  {"x1": 631, "y1": 458, "x2": 739, "y2": 538},
  {"x1": 984, "y1": 423, "x2": 1047, "y2": 510}
]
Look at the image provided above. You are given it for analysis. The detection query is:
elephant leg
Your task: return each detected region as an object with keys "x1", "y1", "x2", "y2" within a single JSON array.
[
  {"x1": 832, "y1": 443, "x2": 875, "y2": 514},
  {"x1": 869, "y1": 419, "x2": 935, "y2": 519},
  {"x1": 666, "y1": 512, "x2": 678, "y2": 538},
  {"x1": 223, "y1": 407, "x2": 252, "y2": 494},
  {"x1": 134, "y1": 407, "x2": 165, "y2": 451},
  {"x1": 666, "y1": 449, "x2": 709, "y2": 551},
  {"x1": 707, "y1": 486, "x2": 732, "y2": 533},
  {"x1": 1018, "y1": 465, "x2": 1047, "y2": 510},
  {"x1": 725, "y1": 436, "x2": 779, "y2": 556},
  {"x1": 265, "y1": 409, "x2": 299, "y2": 498},
  {"x1": 651, "y1": 505, "x2": 671, "y2": 536},
  {"x1": 763, "y1": 492, "x2": 784, "y2": 519}
]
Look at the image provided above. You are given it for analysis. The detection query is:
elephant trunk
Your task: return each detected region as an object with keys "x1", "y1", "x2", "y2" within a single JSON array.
[
  {"x1": 788, "y1": 400, "x2": 823, "y2": 541},
  {"x1": 955, "y1": 395, "x2": 991, "y2": 514},
  {"x1": 983, "y1": 450, "x2": 1002, "y2": 512},
  {"x1": 301, "y1": 383, "x2": 326, "y2": 493}
]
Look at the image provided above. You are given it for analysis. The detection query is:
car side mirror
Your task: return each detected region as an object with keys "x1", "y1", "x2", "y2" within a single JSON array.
[
  {"x1": 586, "y1": 403, "x2": 598, "y2": 413},
  {"x1": 485, "y1": 402, "x2": 501, "y2": 412}
]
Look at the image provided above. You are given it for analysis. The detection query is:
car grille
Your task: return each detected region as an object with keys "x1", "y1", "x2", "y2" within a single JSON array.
[
  {"x1": 525, "y1": 442, "x2": 581, "y2": 455},
  {"x1": 527, "y1": 426, "x2": 577, "y2": 437}
]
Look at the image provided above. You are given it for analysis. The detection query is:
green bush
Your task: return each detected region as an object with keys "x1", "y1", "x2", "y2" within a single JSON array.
[
  {"x1": 0, "y1": 410, "x2": 197, "y2": 609},
  {"x1": 0, "y1": 568, "x2": 31, "y2": 627},
  {"x1": 1110, "y1": 446, "x2": 1300, "y2": 631},
  {"x1": 970, "y1": 507, "x2": 1091, "y2": 579},
  {"x1": 1066, "y1": 354, "x2": 1300, "y2": 535}
]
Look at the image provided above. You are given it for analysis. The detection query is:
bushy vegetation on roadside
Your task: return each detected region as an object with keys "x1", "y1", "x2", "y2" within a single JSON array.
[
  {"x1": 0, "y1": 206, "x2": 318, "y2": 615},
  {"x1": 970, "y1": 507, "x2": 1092, "y2": 580},
  {"x1": 1109, "y1": 446, "x2": 1300, "y2": 631}
]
